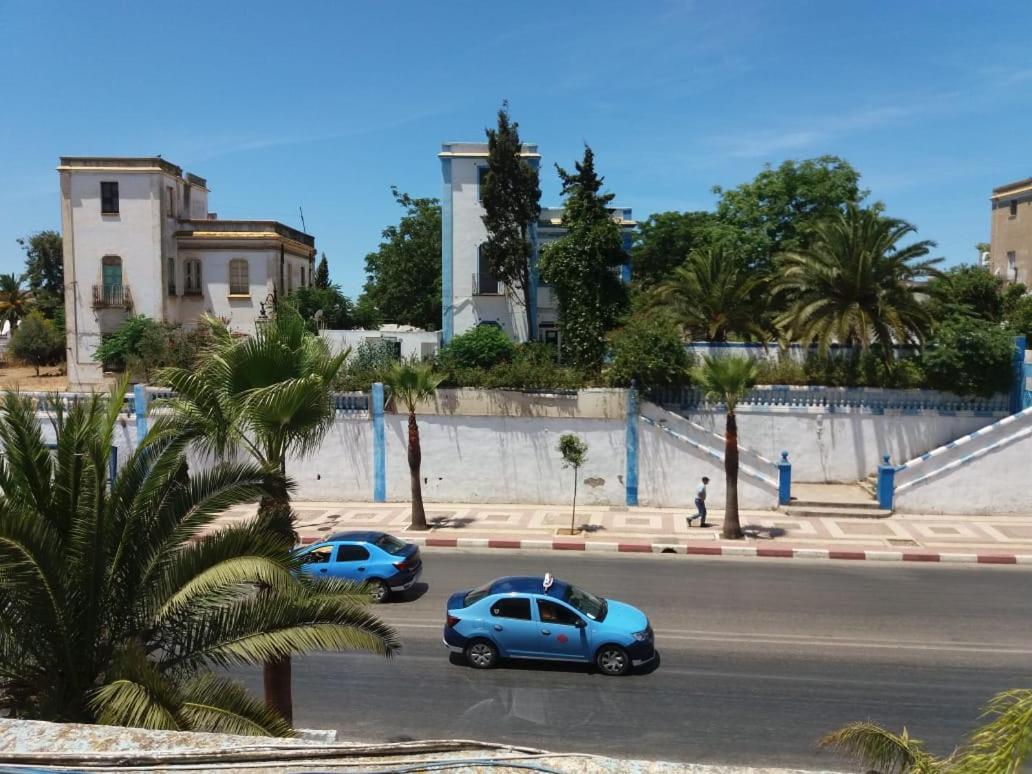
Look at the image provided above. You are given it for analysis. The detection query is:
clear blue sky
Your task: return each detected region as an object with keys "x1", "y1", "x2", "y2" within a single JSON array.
[{"x1": 2, "y1": 1, "x2": 1030, "y2": 297}]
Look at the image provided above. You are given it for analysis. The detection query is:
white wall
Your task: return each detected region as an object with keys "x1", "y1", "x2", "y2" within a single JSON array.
[{"x1": 321, "y1": 329, "x2": 441, "y2": 361}]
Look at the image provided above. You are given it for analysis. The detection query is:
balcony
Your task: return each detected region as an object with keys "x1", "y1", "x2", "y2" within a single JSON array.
[{"x1": 92, "y1": 284, "x2": 133, "y2": 309}]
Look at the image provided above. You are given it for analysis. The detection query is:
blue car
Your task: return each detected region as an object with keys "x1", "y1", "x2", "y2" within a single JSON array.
[
  {"x1": 443, "y1": 574, "x2": 655, "y2": 675},
  {"x1": 296, "y1": 531, "x2": 422, "y2": 603}
]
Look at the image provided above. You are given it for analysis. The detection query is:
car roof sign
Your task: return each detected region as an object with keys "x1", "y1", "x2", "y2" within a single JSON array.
[{"x1": 543, "y1": 572, "x2": 554, "y2": 591}]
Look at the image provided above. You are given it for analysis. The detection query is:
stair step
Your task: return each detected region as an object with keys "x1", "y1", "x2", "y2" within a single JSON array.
[
  {"x1": 783, "y1": 505, "x2": 893, "y2": 519},
  {"x1": 789, "y1": 499, "x2": 881, "y2": 510}
]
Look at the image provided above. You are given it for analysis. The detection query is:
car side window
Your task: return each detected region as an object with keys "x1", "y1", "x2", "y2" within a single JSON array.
[
  {"x1": 302, "y1": 546, "x2": 332, "y2": 565},
  {"x1": 538, "y1": 600, "x2": 582, "y2": 627},
  {"x1": 490, "y1": 597, "x2": 531, "y2": 620},
  {"x1": 335, "y1": 545, "x2": 370, "y2": 562}
]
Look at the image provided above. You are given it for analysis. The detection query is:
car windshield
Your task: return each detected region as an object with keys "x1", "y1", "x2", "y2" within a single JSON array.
[
  {"x1": 464, "y1": 581, "x2": 493, "y2": 607},
  {"x1": 372, "y1": 534, "x2": 408, "y2": 555},
  {"x1": 563, "y1": 583, "x2": 607, "y2": 621}
]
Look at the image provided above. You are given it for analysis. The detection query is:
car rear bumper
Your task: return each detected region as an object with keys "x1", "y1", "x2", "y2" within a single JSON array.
[
  {"x1": 389, "y1": 567, "x2": 422, "y2": 592},
  {"x1": 443, "y1": 626, "x2": 468, "y2": 652}
]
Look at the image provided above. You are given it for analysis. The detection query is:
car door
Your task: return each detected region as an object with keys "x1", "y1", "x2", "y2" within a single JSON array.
[
  {"x1": 485, "y1": 596, "x2": 540, "y2": 657},
  {"x1": 298, "y1": 545, "x2": 333, "y2": 578},
  {"x1": 331, "y1": 543, "x2": 371, "y2": 581},
  {"x1": 535, "y1": 599, "x2": 590, "y2": 661}
]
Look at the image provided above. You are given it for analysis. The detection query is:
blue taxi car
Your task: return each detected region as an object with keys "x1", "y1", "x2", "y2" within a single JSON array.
[
  {"x1": 443, "y1": 574, "x2": 655, "y2": 675},
  {"x1": 296, "y1": 531, "x2": 422, "y2": 603}
]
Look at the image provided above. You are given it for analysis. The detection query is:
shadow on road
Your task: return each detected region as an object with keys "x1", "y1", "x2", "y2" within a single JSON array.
[
  {"x1": 447, "y1": 650, "x2": 662, "y2": 678},
  {"x1": 392, "y1": 582, "x2": 429, "y2": 603}
]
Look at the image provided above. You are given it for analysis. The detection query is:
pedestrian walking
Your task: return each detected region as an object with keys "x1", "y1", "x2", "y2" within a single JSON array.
[{"x1": 687, "y1": 476, "x2": 709, "y2": 527}]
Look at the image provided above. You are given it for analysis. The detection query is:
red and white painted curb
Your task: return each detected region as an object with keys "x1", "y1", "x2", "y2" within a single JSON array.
[{"x1": 297, "y1": 534, "x2": 1032, "y2": 565}]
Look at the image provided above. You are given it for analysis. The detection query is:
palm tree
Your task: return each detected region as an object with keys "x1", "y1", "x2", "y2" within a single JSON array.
[
  {"x1": 773, "y1": 204, "x2": 942, "y2": 361},
  {"x1": 0, "y1": 385, "x2": 398, "y2": 734},
  {"x1": 151, "y1": 306, "x2": 348, "y2": 724},
  {"x1": 0, "y1": 273, "x2": 32, "y2": 331},
  {"x1": 819, "y1": 689, "x2": 1032, "y2": 773},
  {"x1": 383, "y1": 362, "x2": 444, "y2": 531},
  {"x1": 653, "y1": 247, "x2": 769, "y2": 342},
  {"x1": 692, "y1": 355, "x2": 758, "y2": 540}
]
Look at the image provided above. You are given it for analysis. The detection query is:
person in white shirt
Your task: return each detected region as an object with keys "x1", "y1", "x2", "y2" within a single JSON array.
[{"x1": 686, "y1": 476, "x2": 709, "y2": 527}]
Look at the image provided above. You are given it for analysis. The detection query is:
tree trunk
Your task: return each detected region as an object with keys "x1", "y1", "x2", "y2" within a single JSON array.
[
  {"x1": 263, "y1": 655, "x2": 292, "y2": 726},
  {"x1": 570, "y1": 467, "x2": 578, "y2": 533},
  {"x1": 408, "y1": 412, "x2": 428, "y2": 530},
  {"x1": 722, "y1": 411, "x2": 743, "y2": 540}
]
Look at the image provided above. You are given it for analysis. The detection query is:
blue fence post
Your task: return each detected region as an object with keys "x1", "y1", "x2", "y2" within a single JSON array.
[
  {"x1": 372, "y1": 382, "x2": 386, "y2": 503},
  {"x1": 877, "y1": 453, "x2": 895, "y2": 511},
  {"x1": 1011, "y1": 335, "x2": 1027, "y2": 414},
  {"x1": 133, "y1": 384, "x2": 148, "y2": 443},
  {"x1": 625, "y1": 382, "x2": 639, "y2": 507},
  {"x1": 777, "y1": 450, "x2": 792, "y2": 506}
]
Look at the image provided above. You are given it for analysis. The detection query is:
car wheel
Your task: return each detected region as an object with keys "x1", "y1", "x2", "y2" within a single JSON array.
[
  {"x1": 595, "y1": 644, "x2": 631, "y2": 676},
  {"x1": 366, "y1": 579, "x2": 390, "y2": 604},
  {"x1": 465, "y1": 639, "x2": 498, "y2": 669}
]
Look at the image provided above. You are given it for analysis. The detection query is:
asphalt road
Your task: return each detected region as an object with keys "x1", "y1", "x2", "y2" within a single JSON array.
[{"x1": 231, "y1": 551, "x2": 1032, "y2": 769}]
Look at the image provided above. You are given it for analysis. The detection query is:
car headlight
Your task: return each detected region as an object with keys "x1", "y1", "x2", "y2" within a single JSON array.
[{"x1": 633, "y1": 627, "x2": 652, "y2": 642}]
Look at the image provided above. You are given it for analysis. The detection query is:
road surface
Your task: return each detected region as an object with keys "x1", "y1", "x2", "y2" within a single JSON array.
[{"x1": 231, "y1": 550, "x2": 1032, "y2": 768}]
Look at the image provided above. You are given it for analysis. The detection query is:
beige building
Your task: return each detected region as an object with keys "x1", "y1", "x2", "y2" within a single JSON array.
[{"x1": 990, "y1": 176, "x2": 1032, "y2": 285}]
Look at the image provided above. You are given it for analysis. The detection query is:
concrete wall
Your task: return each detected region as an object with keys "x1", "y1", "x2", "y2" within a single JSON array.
[{"x1": 321, "y1": 329, "x2": 441, "y2": 361}]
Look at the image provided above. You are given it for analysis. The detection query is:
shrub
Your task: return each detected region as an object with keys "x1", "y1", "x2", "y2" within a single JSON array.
[
  {"x1": 8, "y1": 311, "x2": 64, "y2": 375},
  {"x1": 93, "y1": 315, "x2": 205, "y2": 378},
  {"x1": 438, "y1": 342, "x2": 590, "y2": 391},
  {"x1": 1005, "y1": 293, "x2": 1032, "y2": 338},
  {"x1": 606, "y1": 312, "x2": 692, "y2": 389},
  {"x1": 755, "y1": 354, "x2": 807, "y2": 385},
  {"x1": 921, "y1": 315, "x2": 1014, "y2": 397},
  {"x1": 439, "y1": 324, "x2": 515, "y2": 369},
  {"x1": 334, "y1": 338, "x2": 401, "y2": 391}
]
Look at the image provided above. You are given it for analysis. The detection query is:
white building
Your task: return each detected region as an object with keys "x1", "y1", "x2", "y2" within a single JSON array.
[
  {"x1": 58, "y1": 157, "x2": 316, "y2": 386},
  {"x1": 438, "y1": 142, "x2": 635, "y2": 346}
]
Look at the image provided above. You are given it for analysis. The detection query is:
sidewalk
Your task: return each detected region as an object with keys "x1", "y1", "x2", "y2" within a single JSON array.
[{"x1": 208, "y1": 501, "x2": 1032, "y2": 564}]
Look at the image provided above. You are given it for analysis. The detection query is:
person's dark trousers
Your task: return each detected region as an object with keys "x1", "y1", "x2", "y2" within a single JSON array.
[{"x1": 694, "y1": 498, "x2": 707, "y2": 527}]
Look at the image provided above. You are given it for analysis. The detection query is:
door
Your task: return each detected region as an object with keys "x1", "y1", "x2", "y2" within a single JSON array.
[
  {"x1": 298, "y1": 545, "x2": 333, "y2": 578},
  {"x1": 102, "y1": 256, "x2": 122, "y2": 304},
  {"x1": 535, "y1": 599, "x2": 589, "y2": 660},
  {"x1": 486, "y1": 596, "x2": 539, "y2": 657},
  {"x1": 331, "y1": 543, "x2": 371, "y2": 581}
]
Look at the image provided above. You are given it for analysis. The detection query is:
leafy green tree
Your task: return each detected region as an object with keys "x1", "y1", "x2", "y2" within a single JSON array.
[
  {"x1": 383, "y1": 362, "x2": 444, "y2": 531},
  {"x1": 439, "y1": 324, "x2": 516, "y2": 369},
  {"x1": 0, "y1": 273, "x2": 33, "y2": 331},
  {"x1": 1004, "y1": 294, "x2": 1032, "y2": 338},
  {"x1": 925, "y1": 265, "x2": 1006, "y2": 323},
  {"x1": 481, "y1": 102, "x2": 542, "y2": 336},
  {"x1": 0, "y1": 386, "x2": 398, "y2": 733},
  {"x1": 773, "y1": 204, "x2": 942, "y2": 361},
  {"x1": 8, "y1": 311, "x2": 64, "y2": 375},
  {"x1": 653, "y1": 247, "x2": 770, "y2": 342},
  {"x1": 631, "y1": 211, "x2": 739, "y2": 287},
  {"x1": 359, "y1": 187, "x2": 441, "y2": 330},
  {"x1": 151, "y1": 307, "x2": 348, "y2": 723},
  {"x1": 314, "y1": 253, "x2": 330, "y2": 289},
  {"x1": 540, "y1": 146, "x2": 628, "y2": 370},
  {"x1": 692, "y1": 355, "x2": 758, "y2": 540},
  {"x1": 607, "y1": 310, "x2": 692, "y2": 390},
  {"x1": 557, "y1": 433, "x2": 588, "y2": 534},
  {"x1": 289, "y1": 286, "x2": 354, "y2": 331},
  {"x1": 713, "y1": 156, "x2": 865, "y2": 272},
  {"x1": 819, "y1": 688, "x2": 1032, "y2": 773},
  {"x1": 922, "y1": 315, "x2": 1014, "y2": 397},
  {"x1": 17, "y1": 230, "x2": 63, "y2": 318}
]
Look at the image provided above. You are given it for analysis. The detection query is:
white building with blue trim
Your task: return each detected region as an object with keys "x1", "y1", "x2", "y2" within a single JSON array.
[{"x1": 439, "y1": 142, "x2": 635, "y2": 345}]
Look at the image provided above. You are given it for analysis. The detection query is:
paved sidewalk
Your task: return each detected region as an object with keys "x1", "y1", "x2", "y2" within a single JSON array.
[{"x1": 209, "y1": 501, "x2": 1032, "y2": 564}]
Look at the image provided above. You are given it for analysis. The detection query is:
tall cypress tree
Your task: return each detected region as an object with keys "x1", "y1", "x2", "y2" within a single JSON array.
[
  {"x1": 481, "y1": 102, "x2": 541, "y2": 338},
  {"x1": 540, "y1": 146, "x2": 628, "y2": 370},
  {"x1": 314, "y1": 253, "x2": 330, "y2": 289}
]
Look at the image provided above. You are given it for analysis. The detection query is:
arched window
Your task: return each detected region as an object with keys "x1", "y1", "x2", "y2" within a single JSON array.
[
  {"x1": 229, "y1": 259, "x2": 249, "y2": 295},
  {"x1": 184, "y1": 258, "x2": 202, "y2": 295}
]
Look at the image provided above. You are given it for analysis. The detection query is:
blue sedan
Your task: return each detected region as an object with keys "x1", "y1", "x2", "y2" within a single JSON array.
[
  {"x1": 296, "y1": 531, "x2": 422, "y2": 603},
  {"x1": 443, "y1": 574, "x2": 655, "y2": 675}
]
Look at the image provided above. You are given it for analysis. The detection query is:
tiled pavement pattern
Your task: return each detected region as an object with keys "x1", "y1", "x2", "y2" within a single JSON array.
[{"x1": 209, "y1": 502, "x2": 1032, "y2": 562}]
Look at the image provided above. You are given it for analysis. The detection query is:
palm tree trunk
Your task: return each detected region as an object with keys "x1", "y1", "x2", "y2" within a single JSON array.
[
  {"x1": 259, "y1": 462, "x2": 295, "y2": 725},
  {"x1": 263, "y1": 656, "x2": 292, "y2": 726},
  {"x1": 722, "y1": 411, "x2": 743, "y2": 540},
  {"x1": 408, "y1": 412, "x2": 428, "y2": 531}
]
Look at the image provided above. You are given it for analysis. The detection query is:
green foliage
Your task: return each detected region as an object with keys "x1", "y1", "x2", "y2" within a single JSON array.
[
  {"x1": 288, "y1": 286, "x2": 354, "y2": 331},
  {"x1": 439, "y1": 324, "x2": 516, "y2": 369},
  {"x1": 359, "y1": 187, "x2": 441, "y2": 330},
  {"x1": 1003, "y1": 288, "x2": 1032, "y2": 337},
  {"x1": 383, "y1": 361, "x2": 443, "y2": 414},
  {"x1": 0, "y1": 386, "x2": 399, "y2": 733},
  {"x1": 93, "y1": 315, "x2": 204, "y2": 377},
  {"x1": 440, "y1": 342, "x2": 588, "y2": 391},
  {"x1": 0, "y1": 273, "x2": 32, "y2": 330},
  {"x1": 481, "y1": 102, "x2": 542, "y2": 334},
  {"x1": 540, "y1": 146, "x2": 628, "y2": 371},
  {"x1": 17, "y1": 230, "x2": 63, "y2": 317},
  {"x1": 631, "y1": 210, "x2": 735, "y2": 287},
  {"x1": 558, "y1": 433, "x2": 588, "y2": 468},
  {"x1": 925, "y1": 265, "x2": 1006, "y2": 323},
  {"x1": 333, "y1": 339, "x2": 400, "y2": 392},
  {"x1": 8, "y1": 311, "x2": 63, "y2": 375},
  {"x1": 607, "y1": 311, "x2": 692, "y2": 389},
  {"x1": 692, "y1": 355, "x2": 759, "y2": 412},
  {"x1": 922, "y1": 315, "x2": 1014, "y2": 397},
  {"x1": 314, "y1": 253, "x2": 330, "y2": 289}
]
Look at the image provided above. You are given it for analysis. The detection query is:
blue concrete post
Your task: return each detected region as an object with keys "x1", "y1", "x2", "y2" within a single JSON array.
[
  {"x1": 877, "y1": 453, "x2": 895, "y2": 511},
  {"x1": 372, "y1": 382, "x2": 386, "y2": 503},
  {"x1": 777, "y1": 451, "x2": 792, "y2": 506},
  {"x1": 625, "y1": 382, "x2": 639, "y2": 506},
  {"x1": 1010, "y1": 335, "x2": 1027, "y2": 414},
  {"x1": 134, "y1": 383, "x2": 148, "y2": 443}
]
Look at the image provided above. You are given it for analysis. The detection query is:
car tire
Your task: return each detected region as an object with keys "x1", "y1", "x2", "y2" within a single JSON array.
[
  {"x1": 464, "y1": 638, "x2": 498, "y2": 670},
  {"x1": 366, "y1": 578, "x2": 390, "y2": 604},
  {"x1": 595, "y1": 644, "x2": 631, "y2": 676}
]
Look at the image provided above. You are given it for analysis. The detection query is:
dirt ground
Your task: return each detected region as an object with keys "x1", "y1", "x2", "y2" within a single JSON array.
[{"x1": 0, "y1": 364, "x2": 116, "y2": 393}]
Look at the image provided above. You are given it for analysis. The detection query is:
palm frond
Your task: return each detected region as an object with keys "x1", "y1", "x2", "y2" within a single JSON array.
[
  {"x1": 818, "y1": 722, "x2": 942, "y2": 773},
  {"x1": 179, "y1": 673, "x2": 293, "y2": 737},
  {"x1": 955, "y1": 689, "x2": 1032, "y2": 774}
]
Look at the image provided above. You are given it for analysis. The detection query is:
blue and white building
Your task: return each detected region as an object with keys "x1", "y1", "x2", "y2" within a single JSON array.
[{"x1": 439, "y1": 142, "x2": 635, "y2": 345}]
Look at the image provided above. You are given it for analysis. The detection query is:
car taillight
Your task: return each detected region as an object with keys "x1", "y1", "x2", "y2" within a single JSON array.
[
  {"x1": 394, "y1": 560, "x2": 410, "y2": 571},
  {"x1": 446, "y1": 615, "x2": 461, "y2": 628}
]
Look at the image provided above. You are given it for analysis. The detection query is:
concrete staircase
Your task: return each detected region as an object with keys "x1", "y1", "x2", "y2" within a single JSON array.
[{"x1": 782, "y1": 482, "x2": 891, "y2": 519}]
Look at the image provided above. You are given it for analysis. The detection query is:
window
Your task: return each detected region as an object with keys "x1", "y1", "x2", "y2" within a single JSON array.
[
  {"x1": 287, "y1": 264, "x2": 294, "y2": 292},
  {"x1": 183, "y1": 185, "x2": 192, "y2": 216},
  {"x1": 100, "y1": 181, "x2": 119, "y2": 215},
  {"x1": 1008, "y1": 251, "x2": 1018, "y2": 282},
  {"x1": 167, "y1": 256, "x2": 176, "y2": 296},
  {"x1": 334, "y1": 544, "x2": 370, "y2": 562},
  {"x1": 229, "y1": 259, "x2": 249, "y2": 295},
  {"x1": 184, "y1": 258, "x2": 202, "y2": 294},
  {"x1": 477, "y1": 245, "x2": 499, "y2": 294},
  {"x1": 537, "y1": 600, "x2": 583, "y2": 627},
  {"x1": 372, "y1": 534, "x2": 409, "y2": 555},
  {"x1": 300, "y1": 266, "x2": 306, "y2": 287},
  {"x1": 490, "y1": 597, "x2": 532, "y2": 620},
  {"x1": 167, "y1": 185, "x2": 176, "y2": 217},
  {"x1": 477, "y1": 166, "x2": 490, "y2": 202},
  {"x1": 301, "y1": 546, "x2": 332, "y2": 565},
  {"x1": 102, "y1": 255, "x2": 122, "y2": 291},
  {"x1": 1010, "y1": 200, "x2": 1019, "y2": 218}
]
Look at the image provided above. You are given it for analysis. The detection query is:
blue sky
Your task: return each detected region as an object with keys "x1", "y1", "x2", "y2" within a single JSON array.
[{"x1": 2, "y1": 1, "x2": 1030, "y2": 297}]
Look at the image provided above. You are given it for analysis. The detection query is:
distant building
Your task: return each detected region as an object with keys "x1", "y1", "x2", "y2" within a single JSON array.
[
  {"x1": 990, "y1": 176, "x2": 1032, "y2": 285},
  {"x1": 58, "y1": 157, "x2": 316, "y2": 386},
  {"x1": 438, "y1": 142, "x2": 634, "y2": 345}
]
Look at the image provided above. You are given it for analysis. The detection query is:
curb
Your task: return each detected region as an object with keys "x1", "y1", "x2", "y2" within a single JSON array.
[{"x1": 297, "y1": 535, "x2": 1032, "y2": 565}]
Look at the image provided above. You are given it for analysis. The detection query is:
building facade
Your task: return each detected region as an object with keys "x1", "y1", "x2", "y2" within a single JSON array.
[
  {"x1": 990, "y1": 176, "x2": 1032, "y2": 285},
  {"x1": 439, "y1": 142, "x2": 634, "y2": 345},
  {"x1": 58, "y1": 157, "x2": 316, "y2": 386}
]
